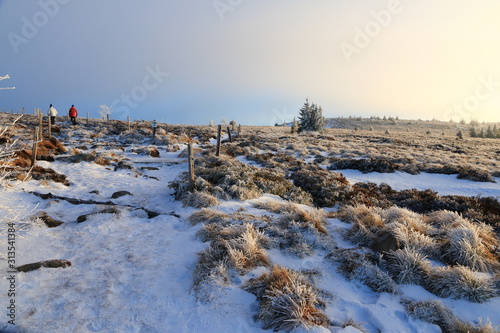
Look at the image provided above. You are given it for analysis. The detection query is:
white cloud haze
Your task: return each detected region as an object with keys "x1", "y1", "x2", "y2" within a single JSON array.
[{"x1": 1, "y1": 0, "x2": 500, "y2": 124}]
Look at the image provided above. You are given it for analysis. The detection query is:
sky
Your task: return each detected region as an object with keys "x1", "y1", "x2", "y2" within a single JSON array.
[{"x1": 1, "y1": 0, "x2": 500, "y2": 125}]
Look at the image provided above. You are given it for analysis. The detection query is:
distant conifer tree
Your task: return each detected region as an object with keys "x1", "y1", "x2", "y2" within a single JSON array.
[
  {"x1": 298, "y1": 99, "x2": 325, "y2": 132},
  {"x1": 486, "y1": 125, "x2": 495, "y2": 138}
]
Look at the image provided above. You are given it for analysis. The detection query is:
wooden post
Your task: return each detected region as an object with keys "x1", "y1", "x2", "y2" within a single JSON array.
[
  {"x1": 87, "y1": 112, "x2": 89, "y2": 125},
  {"x1": 48, "y1": 117, "x2": 52, "y2": 138},
  {"x1": 216, "y1": 125, "x2": 222, "y2": 157},
  {"x1": 38, "y1": 110, "x2": 43, "y2": 139},
  {"x1": 22, "y1": 107, "x2": 25, "y2": 115},
  {"x1": 238, "y1": 124, "x2": 241, "y2": 136},
  {"x1": 31, "y1": 127, "x2": 39, "y2": 167},
  {"x1": 127, "y1": 116, "x2": 131, "y2": 131},
  {"x1": 188, "y1": 143, "x2": 195, "y2": 190},
  {"x1": 227, "y1": 126, "x2": 233, "y2": 143}
]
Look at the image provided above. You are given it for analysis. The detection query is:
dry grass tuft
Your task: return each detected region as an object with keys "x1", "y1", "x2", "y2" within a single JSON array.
[
  {"x1": 426, "y1": 265, "x2": 497, "y2": 303},
  {"x1": 244, "y1": 266, "x2": 329, "y2": 331},
  {"x1": 384, "y1": 248, "x2": 432, "y2": 285},
  {"x1": 329, "y1": 248, "x2": 399, "y2": 294},
  {"x1": 403, "y1": 298, "x2": 498, "y2": 333},
  {"x1": 440, "y1": 222, "x2": 499, "y2": 272},
  {"x1": 183, "y1": 191, "x2": 219, "y2": 208}
]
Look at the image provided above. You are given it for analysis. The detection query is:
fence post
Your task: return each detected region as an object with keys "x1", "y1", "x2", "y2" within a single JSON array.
[
  {"x1": 216, "y1": 125, "x2": 222, "y2": 157},
  {"x1": 227, "y1": 126, "x2": 233, "y2": 143},
  {"x1": 127, "y1": 116, "x2": 131, "y2": 131},
  {"x1": 31, "y1": 127, "x2": 39, "y2": 167},
  {"x1": 48, "y1": 117, "x2": 52, "y2": 138},
  {"x1": 38, "y1": 110, "x2": 43, "y2": 139},
  {"x1": 22, "y1": 107, "x2": 24, "y2": 115},
  {"x1": 188, "y1": 143, "x2": 195, "y2": 190}
]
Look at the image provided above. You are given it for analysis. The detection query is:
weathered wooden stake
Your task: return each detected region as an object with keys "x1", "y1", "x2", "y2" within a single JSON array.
[
  {"x1": 48, "y1": 117, "x2": 52, "y2": 138},
  {"x1": 38, "y1": 110, "x2": 43, "y2": 139},
  {"x1": 31, "y1": 127, "x2": 39, "y2": 167},
  {"x1": 227, "y1": 126, "x2": 233, "y2": 143},
  {"x1": 238, "y1": 124, "x2": 241, "y2": 137},
  {"x1": 22, "y1": 107, "x2": 25, "y2": 115},
  {"x1": 127, "y1": 116, "x2": 131, "y2": 131},
  {"x1": 216, "y1": 125, "x2": 222, "y2": 157},
  {"x1": 188, "y1": 143, "x2": 195, "y2": 190}
]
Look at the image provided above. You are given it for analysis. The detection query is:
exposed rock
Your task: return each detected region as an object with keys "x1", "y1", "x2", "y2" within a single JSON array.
[
  {"x1": 16, "y1": 259, "x2": 72, "y2": 273},
  {"x1": 36, "y1": 213, "x2": 64, "y2": 228},
  {"x1": 57, "y1": 153, "x2": 96, "y2": 163},
  {"x1": 111, "y1": 191, "x2": 132, "y2": 199},
  {"x1": 77, "y1": 207, "x2": 119, "y2": 223},
  {"x1": 114, "y1": 160, "x2": 134, "y2": 171},
  {"x1": 370, "y1": 231, "x2": 400, "y2": 254}
]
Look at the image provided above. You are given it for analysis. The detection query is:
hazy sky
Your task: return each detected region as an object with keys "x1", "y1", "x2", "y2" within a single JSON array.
[{"x1": 1, "y1": 0, "x2": 500, "y2": 124}]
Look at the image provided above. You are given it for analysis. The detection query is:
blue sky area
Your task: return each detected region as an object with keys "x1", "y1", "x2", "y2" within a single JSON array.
[{"x1": 1, "y1": 1, "x2": 500, "y2": 125}]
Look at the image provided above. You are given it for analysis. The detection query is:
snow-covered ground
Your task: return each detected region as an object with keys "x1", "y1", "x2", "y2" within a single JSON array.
[
  {"x1": 340, "y1": 170, "x2": 500, "y2": 198},
  {"x1": 1, "y1": 127, "x2": 499, "y2": 333}
]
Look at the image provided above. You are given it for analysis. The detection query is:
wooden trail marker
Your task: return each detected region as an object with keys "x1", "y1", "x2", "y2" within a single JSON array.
[
  {"x1": 31, "y1": 127, "x2": 39, "y2": 167},
  {"x1": 216, "y1": 125, "x2": 222, "y2": 157},
  {"x1": 188, "y1": 143, "x2": 195, "y2": 190}
]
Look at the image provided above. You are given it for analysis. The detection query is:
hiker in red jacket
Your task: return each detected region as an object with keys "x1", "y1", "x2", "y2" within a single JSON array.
[{"x1": 68, "y1": 105, "x2": 78, "y2": 125}]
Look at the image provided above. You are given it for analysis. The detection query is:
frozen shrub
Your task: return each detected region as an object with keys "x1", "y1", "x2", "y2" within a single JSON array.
[
  {"x1": 353, "y1": 260, "x2": 400, "y2": 294},
  {"x1": 266, "y1": 211, "x2": 335, "y2": 258},
  {"x1": 226, "y1": 224, "x2": 271, "y2": 273},
  {"x1": 403, "y1": 298, "x2": 498, "y2": 333},
  {"x1": 289, "y1": 166, "x2": 351, "y2": 207},
  {"x1": 384, "y1": 248, "x2": 431, "y2": 285},
  {"x1": 329, "y1": 249, "x2": 399, "y2": 294},
  {"x1": 402, "y1": 299, "x2": 455, "y2": 331},
  {"x1": 192, "y1": 243, "x2": 232, "y2": 300},
  {"x1": 183, "y1": 191, "x2": 218, "y2": 208},
  {"x1": 339, "y1": 205, "x2": 384, "y2": 245},
  {"x1": 196, "y1": 223, "x2": 244, "y2": 243},
  {"x1": 440, "y1": 225, "x2": 499, "y2": 272},
  {"x1": 426, "y1": 266, "x2": 497, "y2": 303},
  {"x1": 189, "y1": 208, "x2": 231, "y2": 226},
  {"x1": 193, "y1": 224, "x2": 271, "y2": 300},
  {"x1": 390, "y1": 223, "x2": 438, "y2": 258},
  {"x1": 171, "y1": 155, "x2": 312, "y2": 204},
  {"x1": 328, "y1": 157, "x2": 399, "y2": 174},
  {"x1": 244, "y1": 266, "x2": 329, "y2": 331},
  {"x1": 457, "y1": 166, "x2": 495, "y2": 183}
]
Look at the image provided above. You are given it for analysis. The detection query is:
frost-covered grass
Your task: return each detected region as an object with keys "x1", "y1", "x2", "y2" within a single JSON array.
[{"x1": 0, "y1": 112, "x2": 499, "y2": 332}]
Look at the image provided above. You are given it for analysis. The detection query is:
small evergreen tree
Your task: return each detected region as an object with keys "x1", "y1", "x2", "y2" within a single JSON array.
[
  {"x1": 456, "y1": 130, "x2": 463, "y2": 140},
  {"x1": 291, "y1": 117, "x2": 298, "y2": 134},
  {"x1": 298, "y1": 99, "x2": 325, "y2": 132},
  {"x1": 486, "y1": 125, "x2": 495, "y2": 138},
  {"x1": 469, "y1": 127, "x2": 477, "y2": 137},
  {"x1": 479, "y1": 128, "x2": 485, "y2": 138}
]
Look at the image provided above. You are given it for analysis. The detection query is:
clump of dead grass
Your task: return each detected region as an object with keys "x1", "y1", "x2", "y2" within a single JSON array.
[
  {"x1": 403, "y1": 298, "x2": 498, "y2": 333},
  {"x1": 426, "y1": 266, "x2": 497, "y2": 303},
  {"x1": 244, "y1": 266, "x2": 330, "y2": 331}
]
